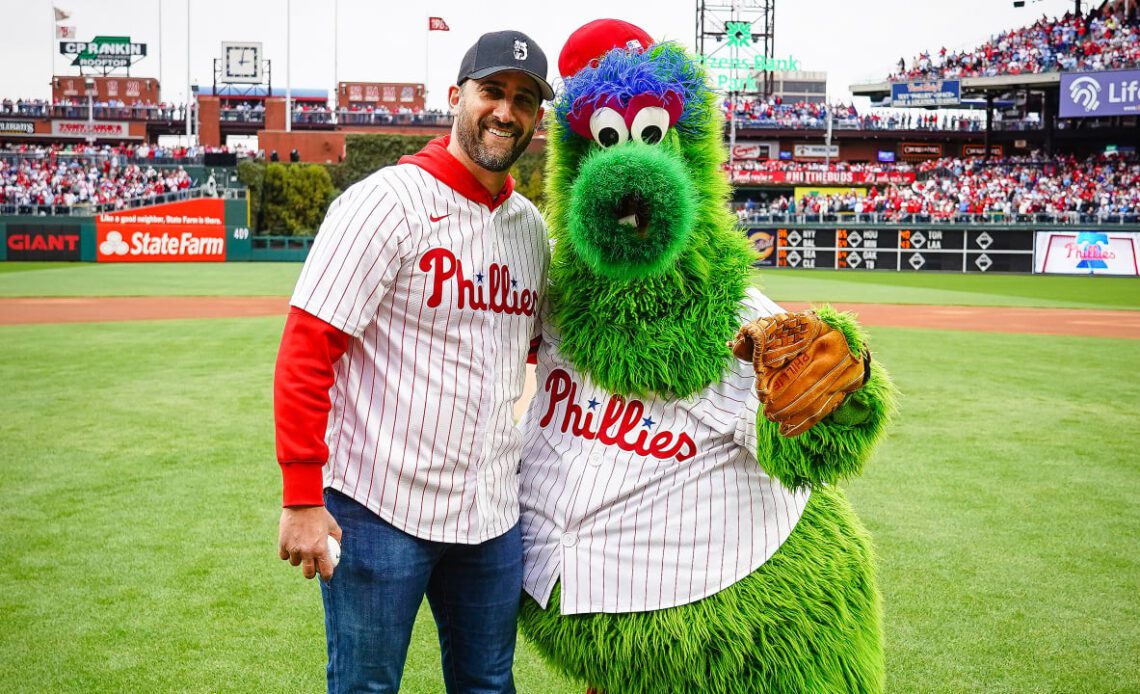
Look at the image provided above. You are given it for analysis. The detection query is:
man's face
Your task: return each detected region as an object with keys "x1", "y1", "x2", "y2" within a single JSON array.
[{"x1": 450, "y1": 72, "x2": 545, "y2": 173}]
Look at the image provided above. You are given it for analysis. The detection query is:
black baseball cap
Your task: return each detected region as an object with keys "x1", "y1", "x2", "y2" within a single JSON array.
[{"x1": 457, "y1": 30, "x2": 554, "y2": 101}]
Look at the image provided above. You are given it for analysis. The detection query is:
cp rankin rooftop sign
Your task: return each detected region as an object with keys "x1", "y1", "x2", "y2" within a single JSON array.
[{"x1": 59, "y1": 36, "x2": 147, "y2": 73}]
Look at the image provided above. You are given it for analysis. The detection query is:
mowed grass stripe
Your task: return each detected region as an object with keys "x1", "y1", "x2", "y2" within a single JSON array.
[
  {"x1": 1, "y1": 317, "x2": 1137, "y2": 692},
  {"x1": 3, "y1": 263, "x2": 1139, "y2": 311},
  {"x1": 755, "y1": 269, "x2": 1140, "y2": 310}
]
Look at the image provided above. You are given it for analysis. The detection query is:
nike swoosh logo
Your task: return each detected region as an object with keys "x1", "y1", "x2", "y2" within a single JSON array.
[{"x1": 429, "y1": 212, "x2": 450, "y2": 222}]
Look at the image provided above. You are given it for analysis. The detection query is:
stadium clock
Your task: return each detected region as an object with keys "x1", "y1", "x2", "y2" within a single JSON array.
[{"x1": 221, "y1": 42, "x2": 263, "y2": 83}]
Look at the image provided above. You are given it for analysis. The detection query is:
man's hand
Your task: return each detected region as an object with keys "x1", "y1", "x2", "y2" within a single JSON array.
[{"x1": 278, "y1": 505, "x2": 343, "y2": 581}]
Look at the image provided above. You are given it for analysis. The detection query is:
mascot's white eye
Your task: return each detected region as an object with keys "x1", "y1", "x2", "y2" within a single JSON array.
[
  {"x1": 589, "y1": 108, "x2": 629, "y2": 148},
  {"x1": 630, "y1": 107, "x2": 670, "y2": 145}
]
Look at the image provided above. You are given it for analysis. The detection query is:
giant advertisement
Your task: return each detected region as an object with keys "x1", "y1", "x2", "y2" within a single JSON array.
[
  {"x1": 5, "y1": 226, "x2": 82, "y2": 261},
  {"x1": 1034, "y1": 231, "x2": 1139, "y2": 276},
  {"x1": 96, "y1": 198, "x2": 227, "y2": 263},
  {"x1": 1060, "y1": 70, "x2": 1140, "y2": 118},
  {"x1": 890, "y1": 79, "x2": 961, "y2": 107}
]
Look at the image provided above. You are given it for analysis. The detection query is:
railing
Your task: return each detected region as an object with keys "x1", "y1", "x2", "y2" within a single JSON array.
[
  {"x1": 0, "y1": 184, "x2": 242, "y2": 217},
  {"x1": 729, "y1": 116, "x2": 1042, "y2": 132},
  {"x1": 731, "y1": 209, "x2": 1140, "y2": 225},
  {"x1": 0, "y1": 104, "x2": 188, "y2": 121},
  {"x1": 220, "y1": 108, "x2": 265, "y2": 124},
  {"x1": 330, "y1": 110, "x2": 454, "y2": 127},
  {"x1": 0, "y1": 149, "x2": 237, "y2": 167}
]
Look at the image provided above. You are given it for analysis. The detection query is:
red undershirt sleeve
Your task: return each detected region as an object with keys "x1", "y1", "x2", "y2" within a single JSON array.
[{"x1": 274, "y1": 306, "x2": 352, "y2": 507}]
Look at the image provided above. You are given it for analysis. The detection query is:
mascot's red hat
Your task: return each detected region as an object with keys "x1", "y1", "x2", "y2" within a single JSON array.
[{"x1": 558, "y1": 19, "x2": 655, "y2": 78}]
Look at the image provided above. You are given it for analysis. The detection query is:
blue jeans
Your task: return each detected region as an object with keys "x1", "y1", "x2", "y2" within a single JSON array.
[{"x1": 320, "y1": 489, "x2": 522, "y2": 694}]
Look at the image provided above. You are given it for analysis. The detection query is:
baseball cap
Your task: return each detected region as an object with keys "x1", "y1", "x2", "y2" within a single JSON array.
[
  {"x1": 457, "y1": 30, "x2": 555, "y2": 101},
  {"x1": 558, "y1": 19, "x2": 654, "y2": 78}
]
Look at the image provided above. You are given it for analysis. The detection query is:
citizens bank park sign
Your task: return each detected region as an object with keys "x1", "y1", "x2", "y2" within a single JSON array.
[
  {"x1": 96, "y1": 199, "x2": 226, "y2": 263},
  {"x1": 59, "y1": 36, "x2": 147, "y2": 71}
]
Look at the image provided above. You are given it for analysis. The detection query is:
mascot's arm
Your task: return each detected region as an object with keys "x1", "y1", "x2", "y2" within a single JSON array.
[{"x1": 751, "y1": 305, "x2": 898, "y2": 491}]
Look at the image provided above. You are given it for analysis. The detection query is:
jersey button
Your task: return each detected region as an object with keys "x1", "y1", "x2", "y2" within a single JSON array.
[
  {"x1": 561, "y1": 532, "x2": 578, "y2": 548},
  {"x1": 587, "y1": 452, "x2": 603, "y2": 467}
]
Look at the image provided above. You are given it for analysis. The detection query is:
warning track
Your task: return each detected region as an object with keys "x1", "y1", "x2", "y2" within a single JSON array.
[{"x1": 0, "y1": 296, "x2": 1138, "y2": 339}]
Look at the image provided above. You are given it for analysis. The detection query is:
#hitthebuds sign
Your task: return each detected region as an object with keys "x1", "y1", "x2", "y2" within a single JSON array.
[
  {"x1": 59, "y1": 36, "x2": 147, "y2": 70},
  {"x1": 97, "y1": 199, "x2": 227, "y2": 263}
]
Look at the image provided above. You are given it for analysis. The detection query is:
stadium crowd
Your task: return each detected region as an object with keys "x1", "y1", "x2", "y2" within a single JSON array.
[
  {"x1": 891, "y1": 2, "x2": 1140, "y2": 80},
  {"x1": 0, "y1": 142, "x2": 236, "y2": 164},
  {"x1": 1, "y1": 153, "x2": 194, "y2": 210},
  {"x1": 743, "y1": 153, "x2": 1140, "y2": 222},
  {"x1": 724, "y1": 98, "x2": 995, "y2": 131}
]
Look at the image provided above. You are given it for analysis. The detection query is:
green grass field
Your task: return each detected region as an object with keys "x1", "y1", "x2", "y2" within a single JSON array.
[{"x1": 1, "y1": 263, "x2": 1138, "y2": 693}]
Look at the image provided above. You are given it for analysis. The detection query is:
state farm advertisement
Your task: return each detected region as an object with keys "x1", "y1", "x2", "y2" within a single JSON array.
[{"x1": 96, "y1": 198, "x2": 227, "y2": 262}]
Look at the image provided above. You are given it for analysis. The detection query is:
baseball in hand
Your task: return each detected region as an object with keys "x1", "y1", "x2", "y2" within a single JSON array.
[{"x1": 326, "y1": 535, "x2": 341, "y2": 568}]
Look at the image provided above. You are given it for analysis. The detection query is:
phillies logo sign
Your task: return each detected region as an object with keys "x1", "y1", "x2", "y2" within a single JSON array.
[
  {"x1": 539, "y1": 368, "x2": 697, "y2": 462},
  {"x1": 420, "y1": 247, "x2": 537, "y2": 316}
]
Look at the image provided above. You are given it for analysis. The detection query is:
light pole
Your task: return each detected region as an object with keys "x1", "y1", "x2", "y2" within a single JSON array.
[{"x1": 84, "y1": 77, "x2": 96, "y2": 145}]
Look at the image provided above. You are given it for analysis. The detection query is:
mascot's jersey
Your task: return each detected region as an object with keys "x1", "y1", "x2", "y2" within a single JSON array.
[
  {"x1": 290, "y1": 150, "x2": 547, "y2": 544},
  {"x1": 520, "y1": 288, "x2": 810, "y2": 615}
]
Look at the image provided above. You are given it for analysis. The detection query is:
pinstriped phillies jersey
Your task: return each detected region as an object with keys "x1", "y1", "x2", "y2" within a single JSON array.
[
  {"x1": 290, "y1": 158, "x2": 548, "y2": 544},
  {"x1": 519, "y1": 288, "x2": 810, "y2": 615}
]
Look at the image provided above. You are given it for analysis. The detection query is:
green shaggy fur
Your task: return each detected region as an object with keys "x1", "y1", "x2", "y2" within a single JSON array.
[
  {"x1": 544, "y1": 76, "x2": 755, "y2": 398},
  {"x1": 523, "y1": 39, "x2": 895, "y2": 694},
  {"x1": 754, "y1": 306, "x2": 900, "y2": 490},
  {"x1": 568, "y1": 142, "x2": 696, "y2": 279},
  {"x1": 519, "y1": 486, "x2": 884, "y2": 694}
]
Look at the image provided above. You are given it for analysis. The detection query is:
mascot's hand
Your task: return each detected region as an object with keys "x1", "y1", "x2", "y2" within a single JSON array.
[{"x1": 730, "y1": 310, "x2": 869, "y2": 437}]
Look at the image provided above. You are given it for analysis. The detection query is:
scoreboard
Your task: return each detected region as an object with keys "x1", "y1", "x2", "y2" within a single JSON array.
[{"x1": 751, "y1": 227, "x2": 1035, "y2": 273}]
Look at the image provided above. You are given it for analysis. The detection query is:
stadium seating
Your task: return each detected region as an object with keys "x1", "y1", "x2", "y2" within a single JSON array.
[
  {"x1": 890, "y1": 3, "x2": 1139, "y2": 81},
  {"x1": 1, "y1": 147, "x2": 196, "y2": 214},
  {"x1": 738, "y1": 153, "x2": 1140, "y2": 223}
]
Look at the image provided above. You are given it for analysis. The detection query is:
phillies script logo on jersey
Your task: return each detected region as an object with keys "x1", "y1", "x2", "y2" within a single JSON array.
[
  {"x1": 539, "y1": 368, "x2": 697, "y2": 461},
  {"x1": 420, "y1": 247, "x2": 538, "y2": 316}
]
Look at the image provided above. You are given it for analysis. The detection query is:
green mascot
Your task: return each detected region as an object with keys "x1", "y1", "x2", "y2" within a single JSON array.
[{"x1": 516, "y1": 19, "x2": 898, "y2": 694}]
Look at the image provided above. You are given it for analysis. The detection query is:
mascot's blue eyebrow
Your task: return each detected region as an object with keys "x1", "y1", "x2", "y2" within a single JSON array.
[{"x1": 556, "y1": 43, "x2": 712, "y2": 139}]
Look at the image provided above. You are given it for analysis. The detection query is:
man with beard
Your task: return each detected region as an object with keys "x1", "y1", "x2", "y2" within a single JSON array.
[{"x1": 274, "y1": 29, "x2": 552, "y2": 694}]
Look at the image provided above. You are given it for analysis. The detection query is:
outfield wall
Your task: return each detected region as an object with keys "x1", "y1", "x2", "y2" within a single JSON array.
[
  {"x1": 745, "y1": 223, "x2": 1140, "y2": 276},
  {"x1": 1, "y1": 197, "x2": 253, "y2": 263},
  {"x1": 3, "y1": 213, "x2": 1138, "y2": 276}
]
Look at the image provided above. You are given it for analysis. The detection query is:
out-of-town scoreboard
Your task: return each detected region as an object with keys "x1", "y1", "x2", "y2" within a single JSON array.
[{"x1": 748, "y1": 227, "x2": 1036, "y2": 273}]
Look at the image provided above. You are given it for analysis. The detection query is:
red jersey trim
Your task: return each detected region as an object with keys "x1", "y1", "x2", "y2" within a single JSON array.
[
  {"x1": 274, "y1": 306, "x2": 352, "y2": 507},
  {"x1": 399, "y1": 135, "x2": 515, "y2": 211}
]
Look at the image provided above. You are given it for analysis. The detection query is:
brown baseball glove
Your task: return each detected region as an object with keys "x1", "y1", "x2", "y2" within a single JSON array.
[{"x1": 730, "y1": 310, "x2": 868, "y2": 437}]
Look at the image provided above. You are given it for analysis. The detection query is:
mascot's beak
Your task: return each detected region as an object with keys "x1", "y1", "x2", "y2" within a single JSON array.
[
  {"x1": 615, "y1": 194, "x2": 651, "y2": 239},
  {"x1": 567, "y1": 141, "x2": 696, "y2": 279}
]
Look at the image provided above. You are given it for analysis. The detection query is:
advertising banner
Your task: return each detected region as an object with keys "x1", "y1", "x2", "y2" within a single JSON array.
[
  {"x1": 746, "y1": 229, "x2": 777, "y2": 267},
  {"x1": 891, "y1": 79, "x2": 961, "y2": 107},
  {"x1": 731, "y1": 142, "x2": 776, "y2": 160},
  {"x1": 901, "y1": 142, "x2": 943, "y2": 159},
  {"x1": 5, "y1": 226, "x2": 82, "y2": 261},
  {"x1": 963, "y1": 144, "x2": 1004, "y2": 158},
  {"x1": 793, "y1": 144, "x2": 839, "y2": 158},
  {"x1": 1059, "y1": 70, "x2": 1140, "y2": 118},
  {"x1": 1034, "y1": 231, "x2": 1139, "y2": 276},
  {"x1": 52, "y1": 120, "x2": 130, "y2": 138},
  {"x1": 731, "y1": 169, "x2": 916, "y2": 185},
  {"x1": 0, "y1": 121, "x2": 36, "y2": 135},
  {"x1": 794, "y1": 186, "x2": 868, "y2": 201},
  {"x1": 96, "y1": 199, "x2": 227, "y2": 263}
]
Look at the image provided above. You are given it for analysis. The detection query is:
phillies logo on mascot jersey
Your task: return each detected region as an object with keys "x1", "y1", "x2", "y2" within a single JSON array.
[
  {"x1": 419, "y1": 247, "x2": 538, "y2": 316},
  {"x1": 539, "y1": 368, "x2": 698, "y2": 462}
]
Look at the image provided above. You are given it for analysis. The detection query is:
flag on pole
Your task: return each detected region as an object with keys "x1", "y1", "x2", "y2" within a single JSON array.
[
  {"x1": 56, "y1": 25, "x2": 76, "y2": 38},
  {"x1": 428, "y1": 17, "x2": 449, "y2": 31},
  {"x1": 53, "y1": 6, "x2": 70, "y2": 22}
]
